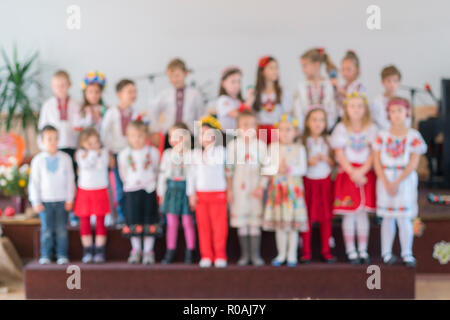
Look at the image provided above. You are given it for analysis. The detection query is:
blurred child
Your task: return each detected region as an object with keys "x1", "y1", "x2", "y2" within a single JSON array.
[
  {"x1": 157, "y1": 122, "x2": 196, "y2": 264},
  {"x1": 293, "y1": 48, "x2": 338, "y2": 134},
  {"x1": 216, "y1": 67, "x2": 255, "y2": 132},
  {"x1": 187, "y1": 115, "x2": 228, "y2": 268},
  {"x1": 29, "y1": 125, "x2": 75, "y2": 265},
  {"x1": 263, "y1": 114, "x2": 309, "y2": 267},
  {"x1": 79, "y1": 71, "x2": 107, "y2": 132},
  {"x1": 118, "y1": 120, "x2": 160, "y2": 264},
  {"x1": 334, "y1": 50, "x2": 367, "y2": 114},
  {"x1": 300, "y1": 107, "x2": 336, "y2": 263},
  {"x1": 101, "y1": 79, "x2": 138, "y2": 225},
  {"x1": 226, "y1": 110, "x2": 271, "y2": 266},
  {"x1": 371, "y1": 66, "x2": 405, "y2": 131},
  {"x1": 373, "y1": 97, "x2": 427, "y2": 267},
  {"x1": 252, "y1": 56, "x2": 290, "y2": 144},
  {"x1": 74, "y1": 128, "x2": 110, "y2": 264},
  {"x1": 331, "y1": 92, "x2": 377, "y2": 264},
  {"x1": 151, "y1": 58, "x2": 205, "y2": 139}
]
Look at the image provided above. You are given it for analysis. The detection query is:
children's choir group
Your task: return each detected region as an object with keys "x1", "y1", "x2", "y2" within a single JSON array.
[{"x1": 28, "y1": 48, "x2": 427, "y2": 269}]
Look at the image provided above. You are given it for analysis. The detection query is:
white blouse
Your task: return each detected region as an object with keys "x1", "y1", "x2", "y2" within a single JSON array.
[
  {"x1": 157, "y1": 148, "x2": 191, "y2": 197},
  {"x1": 77, "y1": 104, "x2": 104, "y2": 132},
  {"x1": 118, "y1": 146, "x2": 160, "y2": 193},
  {"x1": 101, "y1": 106, "x2": 137, "y2": 154},
  {"x1": 76, "y1": 149, "x2": 109, "y2": 190},
  {"x1": 305, "y1": 136, "x2": 332, "y2": 179},
  {"x1": 38, "y1": 97, "x2": 81, "y2": 149},
  {"x1": 186, "y1": 145, "x2": 227, "y2": 195},
  {"x1": 292, "y1": 80, "x2": 337, "y2": 134},
  {"x1": 330, "y1": 122, "x2": 377, "y2": 164},
  {"x1": 216, "y1": 95, "x2": 242, "y2": 131},
  {"x1": 28, "y1": 151, "x2": 75, "y2": 205},
  {"x1": 256, "y1": 92, "x2": 291, "y2": 125}
]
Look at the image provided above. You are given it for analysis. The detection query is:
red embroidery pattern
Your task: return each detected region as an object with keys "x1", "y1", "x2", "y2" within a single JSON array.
[{"x1": 386, "y1": 137, "x2": 406, "y2": 158}]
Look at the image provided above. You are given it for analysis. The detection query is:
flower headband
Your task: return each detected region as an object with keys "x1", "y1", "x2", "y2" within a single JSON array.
[
  {"x1": 221, "y1": 66, "x2": 242, "y2": 80},
  {"x1": 306, "y1": 104, "x2": 326, "y2": 115},
  {"x1": 201, "y1": 115, "x2": 222, "y2": 131},
  {"x1": 81, "y1": 71, "x2": 106, "y2": 90},
  {"x1": 258, "y1": 56, "x2": 271, "y2": 68},
  {"x1": 343, "y1": 91, "x2": 368, "y2": 106},
  {"x1": 387, "y1": 97, "x2": 410, "y2": 111},
  {"x1": 274, "y1": 113, "x2": 298, "y2": 128}
]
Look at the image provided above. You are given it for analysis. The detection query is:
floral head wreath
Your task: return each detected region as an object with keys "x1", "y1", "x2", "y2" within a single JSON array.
[
  {"x1": 258, "y1": 56, "x2": 271, "y2": 68},
  {"x1": 200, "y1": 115, "x2": 222, "y2": 131},
  {"x1": 221, "y1": 66, "x2": 242, "y2": 80},
  {"x1": 343, "y1": 91, "x2": 368, "y2": 106},
  {"x1": 274, "y1": 113, "x2": 298, "y2": 128},
  {"x1": 317, "y1": 47, "x2": 325, "y2": 54},
  {"x1": 81, "y1": 71, "x2": 106, "y2": 90}
]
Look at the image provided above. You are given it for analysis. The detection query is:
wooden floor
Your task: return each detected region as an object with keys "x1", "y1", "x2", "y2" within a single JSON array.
[{"x1": 1, "y1": 274, "x2": 449, "y2": 300}]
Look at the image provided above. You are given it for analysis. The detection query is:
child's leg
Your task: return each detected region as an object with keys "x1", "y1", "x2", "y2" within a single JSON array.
[
  {"x1": 195, "y1": 197, "x2": 213, "y2": 261},
  {"x1": 166, "y1": 213, "x2": 179, "y2": 250},
  {"x1": 342, "y1": 214, "x2": 357, "y2": 256},
  {"x1": 113, "y1": 154, "x2": 125, "y2": 224},
  {"x1": 274, "y1": 229, "x2": 288, "y2": 262},
  {"x1": 80, "y1": 216, "x2": 93, "y2": 247},
  {"x1": 287, "y1": 230, "x2": 299, "y2": 264},
  {"x1": 300, "y1": 220, "x2": 312, "y2": 259},
  {"x1": 54, "y1": 202, "x2": 69, "y2": 259},
  {"x1": 181, "y1": 214, "x2": 196, "y2": 250},
  {"x1": 143, "y1": 236, "x2": 155, "y2": 253},
  {"x1": 249, "y1": 226, "x2": 264, "y2": 266},
  {"x1": 381, "y1": 217, "x2": 396, "y2": 259},
  {"x1": 95, "y1": 215, "x2": 107, "y2": 247},
  {"x1": 237, "y1": 226, "x2": 250, "y2": 265},
  {"x1": 319, "y1": 219, "x2": 333, "y2": 258},
  {"x1": 39, "y1": 203, "x2": 56, "y2": 259},
  {"x1": 356, "y1": 211, "x2": 370, "y2": 256},
  {"x1": 397, "y1": 217, "x2": 414, "y2": 258},
  {"x1": 130, "y1": 237, "x2": 142, "y2": 253},
  {"x1": 210, "y1": 199, "x2": 228, "y2": 261}
]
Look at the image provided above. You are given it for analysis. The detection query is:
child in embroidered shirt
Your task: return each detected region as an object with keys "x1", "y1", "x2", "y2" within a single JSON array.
[
  {"x1": 330, "y1": 92, "x2": 377, "y2": 264},
  {"x1": 226, "y1": 110, "x2": 272, "y2": 266},
  {"x1": 29, "y1": 125, "x2": 75, "y2": 265},
  {"x1": 101, "y1": 79, "x2": 137, "y2": 225},
  {"x1": 370, "y1": 66, "x2": 405, "y2": 131},
  {"x1": 300, "y1": 107, "x2": 336, "y2": 263},
  {"x1": 373, "y1": 97, "x2": 427, "y2": 268},
  {"x1": 157, "y1": 122, "x2": 196, "y2": 264},
  {"x1": 263, "y1": 114, "x2": 309, "y2": 267},
  {"x1": 187, "y1": 115, "x2": 229, "y2": 268},
  {"x1": 74, "y1": 128, "x2": 110, "y2": 264},
  {"x1": 252, "y1": 56, "x2": 290, "y2": 144},
  {"x1": 216, "y1": 67, "x2": 255, "y2": 133},
  {"x1": 333, "y1": 50, "x2": 367, "y2": 114},
  {"x1": 293, "y1": 48, "x2": 338, "y2": 134},
  {"x1": 79, "y1": 71, "x2": 107, "y2": 132},
  {"x1": 118, "y1": 120, "x2": 161, "y2": 264}
]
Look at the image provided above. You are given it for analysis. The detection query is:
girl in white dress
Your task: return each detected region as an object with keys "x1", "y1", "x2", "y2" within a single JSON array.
[
  {"x1": 293, "y1": 48, "x2": 338, "y2": 134},
  {"x1": 79, "y1": 71, "x2": 107, "y2": 132},
  {"x1": 373, "y1": 97, "x2": 427, "y2": 268}
]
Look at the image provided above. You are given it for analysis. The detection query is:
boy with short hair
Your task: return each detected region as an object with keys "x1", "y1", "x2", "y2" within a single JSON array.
[{"x1": 29, "y1": 125, "x2": 75, "y2": 265}]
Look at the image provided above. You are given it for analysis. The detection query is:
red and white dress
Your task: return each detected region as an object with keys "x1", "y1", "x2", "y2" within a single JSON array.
[
  {"x1": 301, "y1": 136, "x2": 334, "y2": 259},
  {"x1": 74, "y1": 149, "x2": 111, "y2": 218},
  {"x1": 256, "y1": 92, "x2": 291, "y2": 144},
  {"x1": 330, "y1": 122, "x2": 377, "y2": 214}
]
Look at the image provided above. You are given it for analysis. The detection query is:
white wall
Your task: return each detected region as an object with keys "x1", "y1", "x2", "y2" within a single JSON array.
[{"x1": 1, "y1": 0, "x2": 449, "y2": 111}]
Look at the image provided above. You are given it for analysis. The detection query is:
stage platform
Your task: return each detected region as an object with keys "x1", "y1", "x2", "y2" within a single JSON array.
[{"x1": 24, "y1": 261, "x2": 415, "y2": 299}]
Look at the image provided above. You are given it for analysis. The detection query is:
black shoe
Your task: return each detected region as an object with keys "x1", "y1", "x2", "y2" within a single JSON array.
[
  {"x1": 359, "y1": 255, "x2": 371, "y2": 265},
  {"x1": 299, "y1": 256, "x2": 312, "y2": 264},
  {"x1": 184, "y1": 249, "x2": 195, "y2": 264},
  {"x1": 93, "y1": 245, "x2": 106, "y2": 264},
  {"x1": 403, "y1": 256, "x2": 416, "y2": 268},
  {"x1": 82, "y1": 245, "x2": 94, "y2": 264},
  {"x1": 347, "y1": 251, "x2": 360, "y2": 264},
  {"x1": 162, "y1": 249, "x2": 176, "y2": 264},
  {"x1": 382, "y1": 254, "x2": 398, "y2": 266},
  {"x1": 321, "y1": 255, "x2": 337, "y2": 264}
]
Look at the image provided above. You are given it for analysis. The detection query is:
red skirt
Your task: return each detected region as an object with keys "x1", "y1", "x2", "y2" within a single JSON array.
[
  {"x1": 304, "y1": 176, "x2": 333, "y2": 223},
  {"x1": 257, "y1": 124, "x2": 277, "y2": 144},
  {"x1": 333, "y1": 163, "x2": 376, "y2": 214},
  {"x1": 74, "y1": 188, "x2": 111, "y2": 218}
]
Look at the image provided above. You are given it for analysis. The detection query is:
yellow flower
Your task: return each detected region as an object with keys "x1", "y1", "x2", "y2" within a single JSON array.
[{"x1": 18, "y1": 179, "x2": 26, "y2": 187}]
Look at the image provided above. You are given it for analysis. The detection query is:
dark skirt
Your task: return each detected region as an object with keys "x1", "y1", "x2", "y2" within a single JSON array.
[
  {"x1": 122, "y1": 190, "x2": 162, "y2": 237},
  {"x1": 161, "y1": 180, "x2": 192, "y2": 216}
]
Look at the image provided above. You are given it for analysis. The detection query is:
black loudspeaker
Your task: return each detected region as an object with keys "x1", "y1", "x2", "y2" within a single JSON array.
[{"x1": 442, "y1": 79, "x2": 450, "y2": 187}]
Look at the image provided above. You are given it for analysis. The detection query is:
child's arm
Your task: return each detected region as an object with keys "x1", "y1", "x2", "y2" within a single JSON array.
[
  {"x1": 100, "y1": 110, "x2": 112, "y2": 152},
  {"x1": 156, "y1": 150, "x2": 169, "y2": 202},
  {"x1": 64, "y1": 154, "x2": 75, "y2": 211},
  {"x1": 393, "y1": 153, "x2": 421, "y2": 185},
  {"x1": 334, "y1": 148, "x2": 355, "y2": 176},
  {"x1": 225, "y1": 141, "x2": 235, "y2": 203},
  {"x1": 217, "y1": 97, "x2": 238, "y2": 119},
  {"x1": 288, "y1": 145, "x2": 308, "y2": 176},
  {"x1": 75, "y1": 149, "x2": 97, "y2": 169},
  {"x1": 373, "y1": 150, "x2": 390, "y2": 188},
  {"x1": 28, "y1": 157, "x2": 44, "y2": 213}
]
